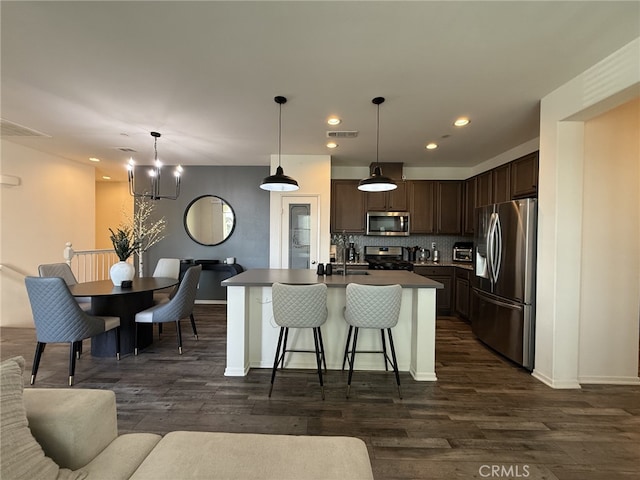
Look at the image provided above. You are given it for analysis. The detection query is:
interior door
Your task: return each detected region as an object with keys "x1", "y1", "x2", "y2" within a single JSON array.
[{"x1": 281, "y1": 196, "x2": 319, "y2": 269}]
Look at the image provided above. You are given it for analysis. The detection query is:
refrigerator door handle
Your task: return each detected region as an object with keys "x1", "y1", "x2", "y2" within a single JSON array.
[
  {"x1": 487, "y1": 212, "x2": 498, "y2": 284},
  {"x1": 493, "y1": 213, "x2": 502, "y2": 283}
]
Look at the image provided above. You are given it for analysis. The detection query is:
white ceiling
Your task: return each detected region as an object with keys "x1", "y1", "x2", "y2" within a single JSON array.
[{"x1": 1, "y1": 1, "x2": 639, "y2": 181}]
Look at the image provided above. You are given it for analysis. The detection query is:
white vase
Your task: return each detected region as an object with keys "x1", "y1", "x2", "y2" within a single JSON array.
[{"x1": 110, "y1": 261, "x2": 135, "y2": 286}]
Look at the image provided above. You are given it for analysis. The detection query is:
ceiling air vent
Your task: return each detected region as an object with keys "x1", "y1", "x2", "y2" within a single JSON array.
[
  {"x1": 326, "y1": 130, "x2": 358, "y2": 138},
  {"x1": 0, "y1": 119, "x2": 50, "y2": 137},
  {"x1": 117, "y1": 147, "x2": 137, "y2": 153}
]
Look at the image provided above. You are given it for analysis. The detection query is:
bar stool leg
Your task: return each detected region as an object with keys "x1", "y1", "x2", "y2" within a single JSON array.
[
  {"x1": 269, "y1": 327, "x2": 286, "y2": 397},
  {"x1": 387, "y1": 328, "x2": 402, "y2": 399},
  {"x1": 317, "y1": 328, "x2": 327, "y2": 372},
  {"x1": 313, "y1": 327, "x2": 325, "y2": 400},
  {"x1": 280, "y1": 328, "x2": 290, "y2": 368},
  {"x1": 342, "y1": 326, "x2": 353, "y2": 370},
  {"x1": 380, "y1": 329, "x2": 389, "y2": 371},
  {"x1": 346, "y1": 327, "x2": 359, "y2": 398}
]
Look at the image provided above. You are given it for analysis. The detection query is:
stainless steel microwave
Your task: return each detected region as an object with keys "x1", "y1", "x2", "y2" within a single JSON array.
[{"x1": 366, "y1": 211, "x2": 410, "y2": 236}]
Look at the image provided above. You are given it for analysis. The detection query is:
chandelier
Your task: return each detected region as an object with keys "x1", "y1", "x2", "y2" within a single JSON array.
[{"x1": 127, "y1": 131, "x2": 183, "y2": 200}]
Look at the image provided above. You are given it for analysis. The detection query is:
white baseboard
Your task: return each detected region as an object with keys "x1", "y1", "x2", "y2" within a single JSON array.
[
  {"x1": 531, "y1": 369, "x2": 582, "y2": 389},
  {"x1": 578, "y1": 375, "x2": 640, "y2": 385},
  {"x1": 195, "y1": 300, "x2": 227, "y2": 305}
]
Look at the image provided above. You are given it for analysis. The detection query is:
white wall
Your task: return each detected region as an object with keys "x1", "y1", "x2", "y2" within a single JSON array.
[
  {"x1": 0, "y1": 141, "x2": 96, "y2": 327},
  {"x1": 579, "y1": 98, "x2": 640, "y2": 383},
  {"x1": 330, "y1": 137, "x2": 540, "y2": 181},
  {"x1": 535, "y1": 37, "x2": 640, "y2": 388},
  {"x1": 268, "y1": 154, "x2": 332, "y2": 267}
]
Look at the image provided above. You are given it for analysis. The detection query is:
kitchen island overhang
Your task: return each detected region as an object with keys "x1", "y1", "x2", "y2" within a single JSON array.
[{"x1": 222, "y1": 269, "x2": 443, "y2": 381}]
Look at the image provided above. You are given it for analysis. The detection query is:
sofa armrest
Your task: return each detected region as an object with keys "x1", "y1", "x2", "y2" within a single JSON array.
[{"x1": 23, "y1": 388, "x2": 118, "y2": 471}]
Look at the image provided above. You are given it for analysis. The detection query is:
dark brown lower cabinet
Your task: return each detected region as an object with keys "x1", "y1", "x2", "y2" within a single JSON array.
[
  {"x1": 413, "y1": 265, "x2": 453, "y2": 316},
  {"x1": 454, "y1": 267, "x2": 472, "y2": 321}
]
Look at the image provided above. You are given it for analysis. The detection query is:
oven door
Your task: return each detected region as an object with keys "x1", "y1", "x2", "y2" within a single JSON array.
[{"x1": 366, "y1": 212, "x2": 410, "y2": 236}]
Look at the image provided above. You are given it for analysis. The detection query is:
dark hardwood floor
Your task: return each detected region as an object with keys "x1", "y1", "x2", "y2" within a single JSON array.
[{"x1": 2, "y1": 305, "x2": 639, "y2": 480}]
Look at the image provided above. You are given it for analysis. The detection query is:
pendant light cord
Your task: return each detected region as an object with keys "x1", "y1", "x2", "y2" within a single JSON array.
[
  {"x1": 376, "y1": 101, "x2": 380, "y2": 166},
  {"x1": 278, "y1": 100, "x2": 282, "y2": 168}
]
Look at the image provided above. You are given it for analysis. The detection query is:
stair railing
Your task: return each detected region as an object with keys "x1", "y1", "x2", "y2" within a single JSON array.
[{"x1": 63, "y1": 242, "x2": 121, "y2": 282}]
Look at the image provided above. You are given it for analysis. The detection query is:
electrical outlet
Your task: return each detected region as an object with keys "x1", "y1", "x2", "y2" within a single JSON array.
[{"x1": 431, "y1": 242, "x2": 436, "y2": 250}]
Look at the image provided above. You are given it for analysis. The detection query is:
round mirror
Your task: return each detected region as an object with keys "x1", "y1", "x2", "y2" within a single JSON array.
[{"x1": 184, "y1": 195, "x2": 236, "y2": 246}]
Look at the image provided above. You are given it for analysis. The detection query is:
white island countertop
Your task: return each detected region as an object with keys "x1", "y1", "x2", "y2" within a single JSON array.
[{"x1": 222, "y1": 268, "x2": 443, "y2": 289}]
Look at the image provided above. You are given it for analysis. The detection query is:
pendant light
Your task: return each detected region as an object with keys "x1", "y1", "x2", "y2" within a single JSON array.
[
  {"x1": 260, "y1": 96, "x2": 299, "y2": 192},
  {"x1": 358, "y1": 97, "x2": 397, "y2": 192}
]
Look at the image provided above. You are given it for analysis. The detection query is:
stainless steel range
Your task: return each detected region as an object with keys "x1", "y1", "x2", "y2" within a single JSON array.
[{"x1": 364, "y1": 246, "x2": 414, "y2": 271}]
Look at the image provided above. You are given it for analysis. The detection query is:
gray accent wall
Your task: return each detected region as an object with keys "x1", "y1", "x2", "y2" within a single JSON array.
[{"x1": 143, "y1": 166, "x2": 270, "y2": 297}]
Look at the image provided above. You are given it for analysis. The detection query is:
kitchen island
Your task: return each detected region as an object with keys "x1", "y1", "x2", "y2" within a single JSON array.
[{"x1": 221, "y1": 269, "x2": 443, "y2": 381}]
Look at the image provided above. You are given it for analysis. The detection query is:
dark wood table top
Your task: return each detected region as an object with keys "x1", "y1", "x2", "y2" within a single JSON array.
[{"x1": 68, "y1": 277, "x2": 178, "y2": 297}]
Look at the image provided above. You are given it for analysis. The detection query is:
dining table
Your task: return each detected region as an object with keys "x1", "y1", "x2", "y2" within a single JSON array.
[{"x1": 68, "y1": 277, "x2": 179, "y2": 357}]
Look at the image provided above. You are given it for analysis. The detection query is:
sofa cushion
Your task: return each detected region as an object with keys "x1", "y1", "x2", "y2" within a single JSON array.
[
  {"x1": 80, "y1": 433, "x2": 162, "y2": 480},
  {"x1": 130, "y1": 431, "x2": 374, "y2": 480},
  {"x1": 23, "y1": 388, "x2": 118, "y2": 471},
  {"x1": 0, "y1": 356, "x2": 86, "y2": 480}
]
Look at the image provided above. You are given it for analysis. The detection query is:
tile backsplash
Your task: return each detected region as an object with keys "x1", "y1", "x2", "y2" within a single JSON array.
[{"x1": 334, "y1": 234, "x2": 472, "y2": 263}]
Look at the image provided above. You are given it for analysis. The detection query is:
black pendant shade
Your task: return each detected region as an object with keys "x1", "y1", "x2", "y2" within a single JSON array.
[
  {"x1": 358, "y1": 165, "x2": 398, "y2": 192},
  {"x1": 260, "y1": 165, "x2": 299, "y2": 192},
  {"x1": 260, "y1": 96, "x2": 299, "y2": 192},
  {"x1": 358, "y1": 97, "x2": 397, "y2": 192}
]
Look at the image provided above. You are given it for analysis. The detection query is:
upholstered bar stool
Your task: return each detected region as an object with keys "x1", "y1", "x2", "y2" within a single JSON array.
[
  {"x1": 343, "y1": 283, "x2": 403, "y2": 399},
  {"x1": 269, "y1": 282, "x2": 328, "y2": 400}
]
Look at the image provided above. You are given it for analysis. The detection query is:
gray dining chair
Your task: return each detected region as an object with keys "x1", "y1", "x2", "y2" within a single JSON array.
[
  {"x1": 24, "y1": 276, "x2": 121, "y2": 386},
  {"x1": 152, "y1": 258, "x2": 180, "y2": 302},
  {"x1": 269, "y1": 282, "x2": 328, "y2": 400},
  {"x1": 134, "y1": 264, "x2": 201, "y2": 355},
  {"x1": 343, "y1": 283, "x2": 403, "y2": 399},
  {"x1": 38, "y1": 263, "x2": 91, "y2": 312}
]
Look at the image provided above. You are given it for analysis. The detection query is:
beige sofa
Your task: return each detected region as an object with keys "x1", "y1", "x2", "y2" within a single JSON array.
[{"x1": 1, "y1": 357, "x2": 373, "y2": 480}]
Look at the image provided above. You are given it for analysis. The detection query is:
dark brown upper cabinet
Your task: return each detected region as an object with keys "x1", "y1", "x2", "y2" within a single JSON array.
[
  {"x1": 408, "y1": 180, "x2": 435, "y2": 234},
  {"x1": 475, "y1": 171, "x2": 493, "y2": 207},
  {"x1": 436, "y1": 181, "x2": 463, "y2": 234},
  {"x1": 463, "y1": 177, "x2": 476, "y2": 235},
  {"x1": 365, "y1": 181, "x2": 408, "y2": 211},
  {"x1": 492, "y1": 163, "x2": 511, "y2": 203},
  {"x1": 511, "y1": 152, "x2": 539, "y2": 198},
  {"x1": 408, "y1": 180, "x2": 462, "y2": 235},
  {"x1": 330, "y1": 179, "x2": 366, "y2": 233}
]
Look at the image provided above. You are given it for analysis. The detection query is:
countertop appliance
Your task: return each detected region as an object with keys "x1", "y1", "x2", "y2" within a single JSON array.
[
  {"x1": 364, "y1": 246, "x2": 414, "y2": 270},
  {"x1": 452, "y1": 242, "x2": 473, "y2": 263},
  {"x1": 366, "y1": 211, "x2": 410, "y2": 236},
  {"x1": 471, "y1": 199, "x2": 537, "y2": 370}
]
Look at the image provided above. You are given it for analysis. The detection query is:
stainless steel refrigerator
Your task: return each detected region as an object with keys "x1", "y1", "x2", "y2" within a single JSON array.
[{"x1": 471, "y1": 199, "x2": 537, "y2": 370}]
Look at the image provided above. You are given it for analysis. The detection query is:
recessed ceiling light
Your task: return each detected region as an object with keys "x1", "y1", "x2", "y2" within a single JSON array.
[
  {"x1": 454, "y1": 117, "x2": 470, "y2": 127},
  {"x1": 326, "y1": 142, "x2": 338, "y2": 149},
  {"x1": 426, "y1": 143, "x2": 438, "y2": 150},
  {"x1": 327, "y1": 117, "x2": 341, "y2": 126},
  {"x1": 102, "y1": 176, "x2": 111, "y2": 180},
  {"x1": 89, "y1": 157, "x2": 100, "y2": 162}
]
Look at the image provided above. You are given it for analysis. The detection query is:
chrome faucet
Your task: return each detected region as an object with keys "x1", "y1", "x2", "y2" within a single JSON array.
[{"x1": 342, "y1": 244, "x2": 348, "y2": 276}]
